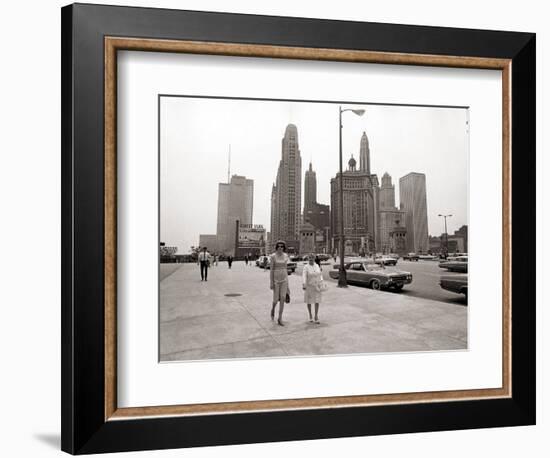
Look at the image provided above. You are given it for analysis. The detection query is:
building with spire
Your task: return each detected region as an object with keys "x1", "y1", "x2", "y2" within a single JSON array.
[
  {"x1": 304, "y1": 162, "x2": 317, "y2": 214},
  {"x1": 270, "y1": 124, "x2": 302, "y2": 253},
  {"x1": 330, "y1": 130, "x2": 431, "y2": 256},
  {"x1": 359, "y1": 131, "x2": 371, "y2": 174},
  {"x1": 330, "y1": 154, "x2": 379, "y2": 255},
  {"x1": 378, "y1": 172, "x2": 407, "y2": 253},
  {"x1": 303, "y1": 161, "x2": 331, "y2": 253}
]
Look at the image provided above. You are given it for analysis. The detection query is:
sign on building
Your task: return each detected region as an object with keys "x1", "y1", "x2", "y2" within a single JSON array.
[{"x1": 235, "y1": 222, "x2": 266, "y2": 257}]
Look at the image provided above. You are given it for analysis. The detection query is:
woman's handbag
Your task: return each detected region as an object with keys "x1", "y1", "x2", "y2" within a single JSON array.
[{"x1": 316, "y1": 280, "x2": 329, "y2": 293}]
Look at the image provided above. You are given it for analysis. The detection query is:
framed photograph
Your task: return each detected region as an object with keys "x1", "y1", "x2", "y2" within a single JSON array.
[{"x1": 61, "y1": 3, "x2": 536, "y2": 454}]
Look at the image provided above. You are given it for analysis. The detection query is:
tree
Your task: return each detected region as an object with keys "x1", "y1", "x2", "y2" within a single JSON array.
[{"x1": 189, "y1": 246, "x2": 201, "y2": 262}]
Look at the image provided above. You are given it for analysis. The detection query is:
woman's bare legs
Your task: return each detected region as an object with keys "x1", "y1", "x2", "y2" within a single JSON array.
[
  {"x1": 307, "y1": 304, "x2": 313, "y2": 321},
  {"x1": 314, "y1": 303, "x2": 320, "y2": 323},
  {"x1": 277, "y1": 300, "x2": 285, "y2": 325},
  {"x1": 271, "y1": 302, "x2": 276, "y2": 320}
]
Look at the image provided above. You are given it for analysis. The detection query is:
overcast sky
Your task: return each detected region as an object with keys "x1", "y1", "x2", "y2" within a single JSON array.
[{"x1": 160, "y1": 96, "x2": 469, "y2": 254}]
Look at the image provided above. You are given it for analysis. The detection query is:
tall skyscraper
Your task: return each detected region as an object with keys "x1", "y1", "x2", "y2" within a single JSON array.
[
  {"x1": 330, "y1": 155, "x2": 379, "y2": 254},
  {"x1": 270, "y1": 124, "x2": 302, "y2": 250},
  {"x1": 216, "y1": 174, "x2": 254, "y2": 254},
  {"x1": 378, "y1": 172, "x2": 406, "y2": 253},
  {"x1": 304, "y1": 162, "x2": 317, "y2": 214},
  {"x1": 303, "y1": 161, "x2": 331, "y2": 253},
  {"x1": 379, "y1": 172, "x2": 395, "y2": 208},
  {"x1": 359, "y1": 131, "x2": 371, "y2": 174},
  {"x1": 399, "y1": 172, "x2": 429, "y2": 253}
]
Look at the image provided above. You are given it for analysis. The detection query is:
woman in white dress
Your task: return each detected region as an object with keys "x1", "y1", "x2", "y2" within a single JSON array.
[
  {"x1": 270, "y1": 240, "x2": 289, "y2": 326},
  {"x1": 302, "y1": 253, "x2": 323, "y2": 323}
]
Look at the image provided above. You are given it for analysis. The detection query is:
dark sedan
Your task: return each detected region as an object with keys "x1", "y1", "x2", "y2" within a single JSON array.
[
  {"x1": 329, "y1": 261, "x2": 412, "y2": 290},
  {"x1": 440, "y1": 273, "x2": 468, "y2": 299},
  {"x1": 403, "y1": 253, "x2": 420, "y2": 261}
]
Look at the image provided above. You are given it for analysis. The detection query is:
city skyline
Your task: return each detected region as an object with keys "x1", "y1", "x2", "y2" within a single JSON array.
[{"x1": 160, "y1": 96, "x2": 468, "y2": 254}]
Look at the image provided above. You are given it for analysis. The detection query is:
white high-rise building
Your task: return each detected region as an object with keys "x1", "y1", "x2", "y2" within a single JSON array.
[
  {"x1": 399, "y1": 172, "x2": 429, "y2": 253},
  {"x1": 216, "y1": 174, "x2": 254, "y2": 254}
]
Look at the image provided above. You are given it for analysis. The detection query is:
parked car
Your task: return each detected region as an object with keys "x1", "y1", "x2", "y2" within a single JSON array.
[
  {"x1": 329, "y1": 261, "x2": 412, "y2": 290},
  {"x1": 403, "y1": 253, "x2": 420, "y2": 261},
  {"x1": 439, "y1": 256, "x2": 468, "y2": 273},
  {"x1": 257, "y1": 256, "x2": 296, "y2": 274},
  {"x1": 418, "y1": 254, "x2": 439, "y2": 260},
  {"x1": 387, "y1": 253, "x2": 400, "y2": 260},
  {"x1": 286, "y1": 260, "x2": 297, "y2": 274},
  {"x1": 316, "y1": 253, "x2": 331, "y2": 262},
  {"x1": 374, "y1": 255, "x2": 398, "y2": 266},
  {"x1": 446, "y1": 253, "x2": 468, "y2": 261},
  {"x1": 256, "y1": 255, "x2": 269, "y2": 268},
  {"x1": 440, "y1": 273, "x2": 468, "y2": 299}
]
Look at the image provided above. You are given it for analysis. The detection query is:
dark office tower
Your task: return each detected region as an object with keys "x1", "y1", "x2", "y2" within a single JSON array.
[
  {"x1": 270, "y1": 124, "x2": 302, "y2": 249},
  {"x1": 378, "y1": 172, "x2": 406, "y2": 253},
  {"x1": 379, "y1": 172, "x2": 395, "y2": 209},
  {"x1": 359, "y1": 131, "x2": 371, "y2": 174},
  {"x1": 304, "y1": 162, "x2": 317, "y2": 214}
]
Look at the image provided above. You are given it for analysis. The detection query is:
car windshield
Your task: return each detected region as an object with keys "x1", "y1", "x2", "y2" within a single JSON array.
[{"x1": 364, "y1": 263, "x2": 384, "y2": 271}]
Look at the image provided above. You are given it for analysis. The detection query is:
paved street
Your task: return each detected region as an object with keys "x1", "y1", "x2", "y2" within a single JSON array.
[
  {"x1": 296, "y1": 258, "x2": 467, "y2": 305},
  {"x1": 160, "y1": 261, "x2": 467, "y2": 362}
]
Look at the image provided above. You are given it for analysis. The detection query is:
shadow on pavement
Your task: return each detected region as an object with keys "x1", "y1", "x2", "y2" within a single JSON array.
[{"x1": 34, "y1": 433, "x2": 60, "y2": 449}]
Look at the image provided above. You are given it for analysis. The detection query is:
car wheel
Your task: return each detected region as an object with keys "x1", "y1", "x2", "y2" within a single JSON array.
[
  {"x1": 371, "y1": 279, "x2": 381, "y2": 290},
  {"x1": 394, "y1": 284, "x2": 403, "y2": 291}
]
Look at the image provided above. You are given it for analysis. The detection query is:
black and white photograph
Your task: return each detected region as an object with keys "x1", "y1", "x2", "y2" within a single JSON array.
[{"x1": 159, "y1": 96, "x2": 469, "y2": 362}]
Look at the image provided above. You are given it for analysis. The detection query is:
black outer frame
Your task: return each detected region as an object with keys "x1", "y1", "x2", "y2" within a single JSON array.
[{"x1": 61, "y1": 3, "x2": 535, "y2": 455}]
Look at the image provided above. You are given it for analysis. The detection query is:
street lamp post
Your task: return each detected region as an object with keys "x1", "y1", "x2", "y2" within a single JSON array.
[
  {"x1": 438, "y1": 214, "x2": 452, "y2": 257},
  {"x1": 338, "y1": 106, "x2": 365, "y2": 288}
]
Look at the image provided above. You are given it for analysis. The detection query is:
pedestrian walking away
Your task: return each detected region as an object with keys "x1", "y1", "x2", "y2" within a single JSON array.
[
  {"x1": 314, "y1": 254, "x2": 321, "y2": 270},
  {"x1": 227, "y1": 255, "x2": 233, "y2": 269},
  {"x1": 302, "y1": 253, "x2": 324, "y2": 323},
  {"x1": 244, "y1": 255, "x2": 249, "y2": 266},
  {"x1": 198, "y1": 247, "x2": 210, "y2": 281},
  {"x1": 270, "y1": 240, "x2": 289, "y2": 326}
]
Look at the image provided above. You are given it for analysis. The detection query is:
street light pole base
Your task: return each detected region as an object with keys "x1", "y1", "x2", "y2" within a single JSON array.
[{"x1": 337, "y1": 268, "x2": 348, "y2": 288}]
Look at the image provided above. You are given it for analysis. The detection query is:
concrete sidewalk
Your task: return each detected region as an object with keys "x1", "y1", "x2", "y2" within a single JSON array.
[{"x1": 160, "y1": 262, "x2": 467, "y2": 361}]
